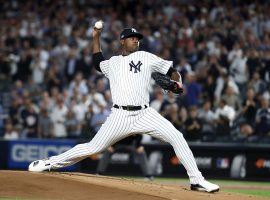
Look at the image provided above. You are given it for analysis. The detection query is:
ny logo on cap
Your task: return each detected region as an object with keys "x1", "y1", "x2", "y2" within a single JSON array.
[
  {"x1": 131, "y1": 28, "x2": 137, "y2": 33},
  {"x1": 129, "y1": 60, "x2": 142, "y2": 73}
]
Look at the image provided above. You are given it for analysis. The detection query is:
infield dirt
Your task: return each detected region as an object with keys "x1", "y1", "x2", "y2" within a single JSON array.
[{"x1": 0, "y1": 170, "x2": 268, "y2": 200}]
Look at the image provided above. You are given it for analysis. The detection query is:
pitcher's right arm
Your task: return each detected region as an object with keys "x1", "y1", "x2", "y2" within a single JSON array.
[{"x1": 92, "y1": 27, "x2": 104, "y2": 72}]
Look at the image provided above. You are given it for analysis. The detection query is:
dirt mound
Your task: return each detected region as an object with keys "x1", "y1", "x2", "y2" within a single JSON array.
[{"x1": 0, "y1": 171, "x2": 266, "y2": 200}]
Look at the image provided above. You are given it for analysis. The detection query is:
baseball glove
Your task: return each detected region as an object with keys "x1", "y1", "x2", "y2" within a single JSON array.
[{"x1": 152, "y1": 72, "x2": 184, "y2": 94}]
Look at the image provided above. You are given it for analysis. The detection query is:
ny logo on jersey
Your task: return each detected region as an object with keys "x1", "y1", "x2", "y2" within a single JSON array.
[{"x1": 129, "y1": 61, "x2": 142, "y2": 73}]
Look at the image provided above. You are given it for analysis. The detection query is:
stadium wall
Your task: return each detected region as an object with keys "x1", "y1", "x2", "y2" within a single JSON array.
[{"x1": 0, "y1": 139, "x2": 269, "y2": 180}]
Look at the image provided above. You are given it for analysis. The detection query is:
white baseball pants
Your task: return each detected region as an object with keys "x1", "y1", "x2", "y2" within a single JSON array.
[{"x1": 50, "y1": 107, "x2": 204, "y2": 184}]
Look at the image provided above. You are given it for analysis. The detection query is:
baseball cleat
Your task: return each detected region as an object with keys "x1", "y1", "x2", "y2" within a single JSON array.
[
  {"x1": 28, "y1": 159, "x2": 51, "y2": 172},
  {"x1": 191, "y1": 180, "x2": 219, "y2": 193}
]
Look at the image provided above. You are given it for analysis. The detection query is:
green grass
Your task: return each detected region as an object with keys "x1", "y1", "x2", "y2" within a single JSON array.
[
  {"x1": 157, "y1": 177, "x2": 270, "y2": 187},
  {"x1": 223, "y1": 189, "x2": 270, "y2": 197},
  {"x1": 120, "y1": 176, "x2": 270, "y2": 198},
  {"x1": 210, "y1": 179, "x2": 270, "y2": 186}
]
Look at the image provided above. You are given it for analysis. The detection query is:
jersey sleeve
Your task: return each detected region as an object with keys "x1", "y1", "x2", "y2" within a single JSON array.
[
  {"x1": 100, "y1": 60, "x2": 110, "y2": 77},
  {"x1": 149, "y1": 53, "x2": 173, "y2": 75}
]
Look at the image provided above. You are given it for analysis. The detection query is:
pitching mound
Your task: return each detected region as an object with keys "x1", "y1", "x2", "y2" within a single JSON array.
[{"x1": 0, "y1": 170, "x2": 266, "y2": 200}]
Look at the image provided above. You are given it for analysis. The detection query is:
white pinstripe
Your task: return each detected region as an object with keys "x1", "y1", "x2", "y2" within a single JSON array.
[{"x1": 49, "y1": 51, "x2": 204, "y2": 184}]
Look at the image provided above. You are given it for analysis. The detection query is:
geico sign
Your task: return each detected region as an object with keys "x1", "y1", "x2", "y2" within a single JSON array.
[{"x1": 11, "y1": 144, "x2": 71, "y2": 162}]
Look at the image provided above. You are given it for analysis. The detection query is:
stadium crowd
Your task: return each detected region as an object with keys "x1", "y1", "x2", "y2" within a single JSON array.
[{"x1": 0, "y1": 0, "x2": 270, "y2": 143}]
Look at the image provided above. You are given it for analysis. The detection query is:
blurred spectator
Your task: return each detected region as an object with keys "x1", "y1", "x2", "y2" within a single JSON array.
[
  {"x1": 239, "y1": 124, "x2": 254, "y2": 139},
  {"x1": 70, "y1": 94, "x2": 89, "y2": 136},
  {"x1": 184, "y1": 106, "x2": 202, "y2": 141},
  {"x1": 207, "y1": 55, "x2": 223, "y2": 83},
  {"x1": 175, "y1": 57, "x2": 192, "y2": 82},
  {"x1": 214, "y1": 69, "x2": 239, "y2": 104},
  {"x1": 38, "y1": 107, "x2": 54, "y2": 138},
  {"x1": 227, "y1": 42, "x2": 243, "y2": 64},
  {"x1": 91, "y1": 92, "x2": 108, "y2": 114},
  {"x1": 12, "y1": 80, "x2": 24, "y2": 100},
  {"x1": 8, "y1": 98, "x2": 21, "y2": 126},
  {"x1": 14, "y1": 50, "x2": 32, "y2": 82},
  {"x1": 201, "y1": 75, "x2": 216, "y2": 103},
  {"x1": 50, "y1": 95, "x2": 68, "y2": 138},
  {"x1": 65, "y1": 46, "x2": 80, "y2": 82},
  {"x1": 76, "y1": 47, "x2": 92, "y2": 79},
  {"x1": 39, "y1": 91, "x2": 54, "y2": 113},
  {"x1": 241, "y1": 88, "x2": 257, "y2": 125},
  {"x1": 72, "y1": 95, "x2": 89, "y2": 123},
  {"x1": 160, "y1": 92, "x2": 178, "y2": 116},
  {"x1": 26, "y1": 78, "x2": 42, "y2": 103},
  {"x1": 178, "y1": 106, "x2": 188, "y2": 133},
  {"x1": 221, "y1": 85, "x2": 242, "y2": 111},
  {"x1": 214, "y1": 99, "x2": 236, "y2": 140},
  {"x1": 20, "y1": 99, "x2": 39, "y2": 138},
  {"x1": 185, "y1": 72, "x2": 202, "y2": 107},
  {"x1": 261, "y1": 50, "x2": 270, "y2": 82},
  {"x1": 255, "y1": 97, "x2": 270, "y2": 137},
  {"x1": 65, "y1": 110, "x2": 80, "y2": 139},
  {"x1": 150, "y1": 88, "x2": 165, "y2": 112},
  {"x1": 248, "y1": 71, "x2": 267, "y2": 96},
  {"x1": 165, "y1": 103, "x2": 182, "y2": 131},
  {"x1": 68, "y1": 72, "x2": 88, "y2": 99},
  {"x1": 45, "y1": 62, "x2": 63, "y2": 93},
  {"x1": 91, "y1": 103, "x2": 110, "y2": 134},
  {"x1": 232, "y1": 123, "x2": 255, "y2": 143},
  {"x1": 0, "y1": 51, "x2": 11, "y2": 85},
  {"x1": 30, "y1": 47, "x2": 49, "y2": 85},
  {"x1": 3, "y1": 120, "x2": 19, "y2": 140},
  {"x1": 50, "y1": 87, "x2": 61, "y2": 105},
  {"x1": 81, "y1": 104, "x2": 95, "y2": 139},
  {"x1": 104, "y1": 90, "x2": 113, "y2": 110},
  {"x1": 198, "y1": 100, "x2": 216, "y2": 141},
  {"x1": 95, "y1": 77, "x2": 107, "y2": 94},
  {"x1": 246, "y1": 49, "x2": 260, "y2": 79}
]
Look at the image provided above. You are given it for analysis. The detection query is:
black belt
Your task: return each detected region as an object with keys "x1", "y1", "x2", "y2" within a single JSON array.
[{"x1": 113, "y1": 104, "x2": 148, "y2": 111}]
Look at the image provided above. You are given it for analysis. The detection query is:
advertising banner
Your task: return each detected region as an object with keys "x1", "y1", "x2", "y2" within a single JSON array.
[
  {"x1": 8, "y1": 139, "x2": 77, "y2": 171},
  {"x1": 1, "y1": 139, "x2": 270, "y2": 180},
  {"x1": 80, "y1": 143, "x2": 270, "y2": 180}
]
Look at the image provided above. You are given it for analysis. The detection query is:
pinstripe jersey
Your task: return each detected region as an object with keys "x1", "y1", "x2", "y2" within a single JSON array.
[
  {"x1": 100, "y1": 51, "x2": 172, "y2": 106},
  {"x1": 47, "y1": 50, "x2": 205, "y2": 185}
]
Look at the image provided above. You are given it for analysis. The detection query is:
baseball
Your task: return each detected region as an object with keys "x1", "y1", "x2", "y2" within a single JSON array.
[{"x1": 94, "y1": 20, "x2": 103, "y2": 29}]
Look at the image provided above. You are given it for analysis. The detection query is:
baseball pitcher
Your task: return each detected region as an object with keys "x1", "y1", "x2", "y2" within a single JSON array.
[{"x1": 29, "y1": 25, "x2": 219, "y2": 193}]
